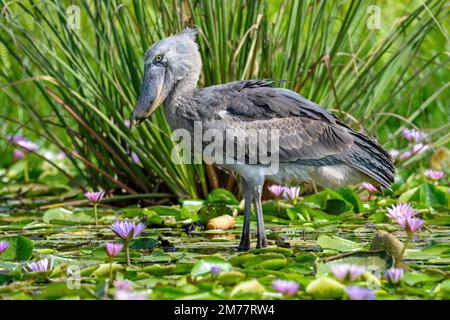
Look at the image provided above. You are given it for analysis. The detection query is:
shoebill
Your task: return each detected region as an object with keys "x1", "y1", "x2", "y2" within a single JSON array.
[{"x1": 132, "y1": 28, "x2": 395, "y2": 251}]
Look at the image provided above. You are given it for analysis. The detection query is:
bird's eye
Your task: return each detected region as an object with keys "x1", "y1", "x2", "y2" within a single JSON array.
[{"x1": 154, "y1": 55, "x2": 163, "y2": 62}]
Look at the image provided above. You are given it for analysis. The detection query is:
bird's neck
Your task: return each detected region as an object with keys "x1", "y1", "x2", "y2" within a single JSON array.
[
  {"x1": 173, "y1": 73, "x2": 198, "y2": 97},
  {"x1": 164, "y1": 74, "x2": 199, "y2": 128}
]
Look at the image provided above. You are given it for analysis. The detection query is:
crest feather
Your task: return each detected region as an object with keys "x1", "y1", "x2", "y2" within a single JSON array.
[{"x1": 180, "y1": 27, "x2": 199, "y2": 41}]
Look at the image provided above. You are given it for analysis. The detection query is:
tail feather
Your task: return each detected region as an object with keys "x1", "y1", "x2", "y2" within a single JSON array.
[{"x1": 345, "y1": 131, "x2": 396, "y2": 188}]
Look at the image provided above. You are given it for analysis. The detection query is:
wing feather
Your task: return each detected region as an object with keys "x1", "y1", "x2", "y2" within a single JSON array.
[{"x1": 199, "y1": 80, "x2": 395, "y2": 187}]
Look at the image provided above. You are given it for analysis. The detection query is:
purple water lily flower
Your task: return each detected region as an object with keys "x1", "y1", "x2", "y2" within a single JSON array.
[
  {"x1": 402, "y1": 129, "x2": 426, "y2": 142},
  {"x1": 131, "y1": 152, "x2": 141, "y2": 165},
  {"x1": 13, "y1": 149, "x2": 25, "y2": 160},
  {"x1": 399, "y1": 150, "x2": 412, "y2": 161},
  {"x1": 85, "y1": 191, "x2": 105, "y2": 226},
  {"x1": 56, "y1": 152, "x2": 67, "y2": 160},
  {"x1": 9, "y1": 136, "x2": 38, "y2": 156},
  {"x1": 386, "y1": 203, "x2": 424, "y2": 233},
  {"x1": 412, "y1": 143, "x2": 428, "y2": 154},
  {"x1": 361, "y1": 182, "x2": 378, "y2": 193},
  {"x1": 113, "y1": 277, "x2": 146, "y2": 300},
  {"x1": 105, "y1": 242, "x2": 123, "y2": 258},
  {"x1": 283, "y1": 186, "x2": 301, "y2": 202},
  {"x1": 385, "y1": 268, "x2": 404, "y2": 285},
  {"x1": 331, "y1": 264, "x2": 365, "y2": 282},
  {"x1": 24, "y1": 258, "x2": 53, "y2": 273},
  {"x1": 85, "y1": 191, "x2": 105, "y2": 204},
  {"x1": 114, "y1": 280, "x2": 133, "y2": 291},
  {"x1": 210, "y1": 265, "x2": 221, "y2": 277},
  {"x1": 111, "y1": 220, "x2": 146, "y2": 266},
  {"x1": 123, "y1": 120, "x2": 132, "y2": 128},
  {"x1": 268, "y1": 185, "x2": 286, "y2": 198},
  {"x1": 424, "y1": 170, "x2": 445, "y2": 181},
  {"x1": 114, "y1": 289, "x2": 147, "y2": 300},
  {"x1": 0, "y1": 240, "x2": 9, "y2": 255},
  {"x1": 272, "y1": 280, "x2": 299, "y2": 296},
  {"x1": 8, "y1": 135, "x2": 25, "y2": 143},
  {"x1": 386, "y1": 203, "x2": 418, "y2": 220},
  {"x1": 111, "y1": 220, "x2": 146, "y2": 242},
  {"x1": 402, "y1": 129, "x2": 413, "y2": 141},
  {"x1": 345, "y1": 286, "x2": 375, "y2": 300},
  {"x1": 16, "y1": 139, "x2": 39, "y2": 152},
  {"x1": 105, "y1": 242, "x2": 124, "y2": 282},
  {"x1": 397, "y1": 216, "x2": 424, "y2": 234},
  {"x1": 386, "y1": 203, "x2": 425, "y2": 259}
]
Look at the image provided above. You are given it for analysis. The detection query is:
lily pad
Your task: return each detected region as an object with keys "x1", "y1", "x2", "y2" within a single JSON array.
[
  {"x1": 42, "y1": 208, "x2": 94, "y2": 224},
  {"x1": 1, "y1": 236, "x2": 33, "y2": 261},
  {"x1": 229, "y1": 279, "x2": 265, "y2": 297},
  {"x1": 196, "y1": 204, "x2": 233, "y2": 225},
  {"x1": 337, "y1": 188, "x2": 364, "y2": 213},
  {"x1": 303, "y1": 189, "x2": 354, "y2": 214},
  {"x1": 191, "y1": 257, "x2": 232, "y2": 277},
  {"x1": 206, "y1": 188, "x2": 239, "y2": 205},
  {"x1": 305, "y1": 277, "x2": 345, "y2": 299},
  {"x1": 40, "y1": 282, "x2": 96, "y2": 299},
  {"x1": 317, "y1": 235, "x2": 362, "y2": 252},
  {"x1": 399, "y1": 183, "x2": 448, "y2": 207},
  {"x1": 403, "y1": 271, "x2": 444, "y2": 286}
]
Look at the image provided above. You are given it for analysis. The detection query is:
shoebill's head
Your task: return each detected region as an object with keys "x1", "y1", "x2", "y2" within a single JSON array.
[{"x1": 132, "y1": 28, "x2": 201, "y2": 125}]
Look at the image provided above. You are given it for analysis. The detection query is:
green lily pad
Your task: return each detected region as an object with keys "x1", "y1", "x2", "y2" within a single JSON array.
[
  {"x1": 129, "y1": 237, "x2": 158, "y2": 249},
  {"x1": 206, "y1": 188, "x2": 239, "y2": 205},
  {"x1": 229, "y1": 279, "x2": 265, "y2": 297},
  {"x1": 252, "y1": 258, "x2": 288, "y2": 270},
  {"x1": 141, "y1": 249, "x2": 173, "y2": 263},
  {"x1": 403, "y1": 272, "x2": 443, "y2": 286},
  {"x1": 142, "y1": 264, "x2": 176, "y2": 276},
  {"x1": 338, "y1": 188, "x2": 364, "y2": 213},
  {"x1": 303, "y1": 189, "x2": 354, "y2": 214},
  {"x1": 399, "y1": 183, "x2": 448, "y2": 207},
  {"x1": 196, "y1": 204, "x2": 233, "y2": 225},
  {"x1": 0, "y1": 236, "x2": 33, "y2": 261},
  {"x1": 218, "y1": 271, "x2": 246, "y2": 285},
  {"x1": 191, "y1": 257, "x2": 232, "y2": 277},
  {"x1": 242, "y1": 253, "x2": 287, "y2": 267},
  {"x1": 403, "y1": 271, "x2": 444, "y2": 286},
  {"x1": 306, "y1": 277, "x2": 345, "y2": 299},
  {"x1": 147, "y1": 206, "x2": 181, "y2": 218},
  {"x1": 181, "y1": 199, "x2": 205, "y2": 217},
  {"x1": 42, "y1": 208, "x2": 94, "y2": 224},
  {"x1": 40, "y1": 282, "x2": 96, "y2": 299},
  {"x1": 317, "y1": 235, "x2": 362, "y2": 252}
]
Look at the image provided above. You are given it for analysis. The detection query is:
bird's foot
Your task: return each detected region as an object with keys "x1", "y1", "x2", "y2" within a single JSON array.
[
  {"x1": 238, "y1": 240, "x2": 250, "y2": 251},
  {"x1": 256, "y1": 237, "x2": 268, "y2": 249}
]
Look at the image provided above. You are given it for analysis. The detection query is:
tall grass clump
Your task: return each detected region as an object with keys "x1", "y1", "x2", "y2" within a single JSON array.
[{"x1": 0, "y1": 0, "x2": 448, "y2": 199}]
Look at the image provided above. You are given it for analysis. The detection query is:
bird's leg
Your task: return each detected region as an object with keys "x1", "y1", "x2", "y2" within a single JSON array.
[
  {"x1": 253, "y1": 185, "x2": 267, "y2": 248},
  {"x1": 238, "y1": 179, "x2": 252, "y2": 251},
  {"x1": 238, "y1": 191, "x2": 252, "y2": 251}
]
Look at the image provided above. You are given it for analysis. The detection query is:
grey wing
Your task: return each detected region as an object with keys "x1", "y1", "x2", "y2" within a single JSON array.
[
  {"x1": 202, "y1": 80, "x2": 395, "y2": 187},
  {"x1": 224, "y1": 116, "x2": 354, "y2": 162}
]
